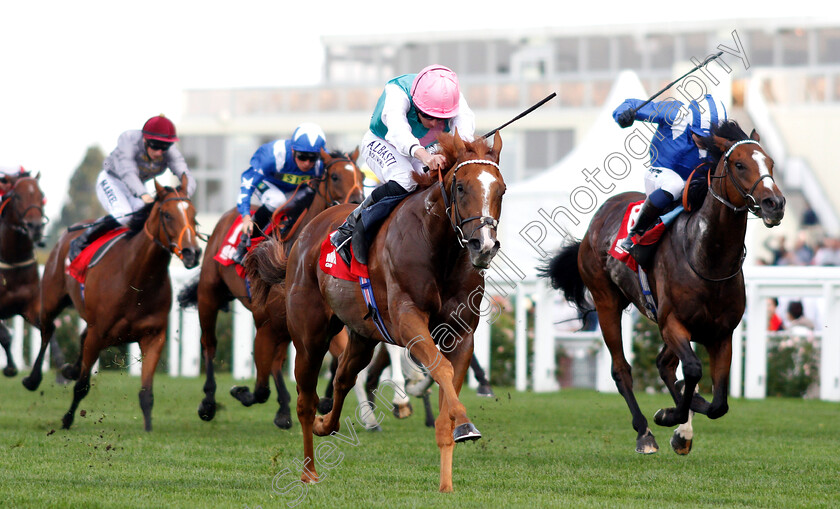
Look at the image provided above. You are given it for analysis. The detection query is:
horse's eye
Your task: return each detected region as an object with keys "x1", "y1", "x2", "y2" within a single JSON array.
[
  {"x1": 331, "y1": 174, "x2": 339, "y2": 181},
  {"x1": 162, "y1": 212, "x2": 172, "y2": 220},
  {"x1": 456, "y1": 183, "x2": 464, "y2": 194},
  {"x1": 735, "y1": 162, "x2": 746, "y2": 171}
]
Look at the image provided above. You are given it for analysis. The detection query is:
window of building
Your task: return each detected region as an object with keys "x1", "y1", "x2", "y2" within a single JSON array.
[
  {"x1": 748, "y1": 30, "x2": 774, "y2": 66},
  {"x1": 554, "y1": 38, "x2": 579, "y2": 73},
  {"x1": 436, "y1": 41, "x2": 461, "y2": 72},
  {"x1": 648, "y1": 34, "x2": 675, "y2": 69},
  {"x1": 617, "y1": 35, "x2": 642, "y2": 70},
  {"x1": 682, "y1": 32, "x2": 709, "y2": 62},
  {"x1": 817, "y1": 28, "x2": 840, "y2": 64},
  {"x1": 780, "y1": 28, "x2": 808, "y2": 66},
  {"x1": 493, "y1": 40, "x2": 518, "y2": 74},
  {"x1": 523, "y1": 129, "x2": 574, "y2": 175},
  {"x1": 586, "y1": 36, "x2": 610, "y2": 71},
  {"x1": 464, "y1": 41, "x2": 489, "y2": 75}
]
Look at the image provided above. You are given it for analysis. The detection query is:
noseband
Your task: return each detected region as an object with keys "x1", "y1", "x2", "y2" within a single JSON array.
[
  {"x1": 0, "y1": 178, "x2": 47, "y2": 236},
  {"x1": 144, "y1": 194, "x2": 196, "y2": 260},
  {"x1": 440, "y1": 159, "x2": 500, "y2": 248},
  {"x1": 708, "y1": 139, "x2": 774, "y2": 216}
]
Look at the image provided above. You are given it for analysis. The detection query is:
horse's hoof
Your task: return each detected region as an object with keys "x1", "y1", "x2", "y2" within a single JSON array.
[
  {"x1": 274, "y1": 413, "x2": 292, "y2": 430},
  {"x1": 230, "y1": 386, "x2": 253, "y2": 406},
  {"x1": 197, "y1": 400, "x2": 216, "y2": 421},
  {"x1": 670, "y1": 430, "x2": 693, "y2": 455},
  {"x1": 61, "y1": 363, "x2": 79, "y2": 381},
  {"x1": 476, "y1": 384, "x2": 495, "y2": 397},
  {"x1": 21, "y1": 375, "x2": 41, "y2": 391},
  {"x1": 317, "y1": 397, "x2": 333, "y2": 415},
  {"x1": 364, "y1": 424, "x2": 382, "y2": 432},
  {"x1": 453, "y1": 422, "x2": 481, "y2": 443},
  {"x1": 635, "y1": 429, "x2": 659, "y2": 454},
  {"x1": 393, "y1": 402, "x2": 413, "y2": 419},
  {"x1": 61, "y1": 414, "x2": 74, "y2": 430},
  {"x1": 3, "y1": 366, "x2": 17, "y2": 377}
]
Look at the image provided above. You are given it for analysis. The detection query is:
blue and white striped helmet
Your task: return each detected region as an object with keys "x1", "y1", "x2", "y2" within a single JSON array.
[
  {"x1": 290, "y1": 123, "x2": 327, "y2": 153},
  {"x1": 687, "y1": 94, "x2": 728, "y2": 136}
]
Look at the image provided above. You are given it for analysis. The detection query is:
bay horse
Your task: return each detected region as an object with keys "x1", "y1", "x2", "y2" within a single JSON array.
[
  {"x1": 247, "y1": 130, "x2": 505, "y2": 492},
  {"x1": 22, "y1": 174, "x2": 201, "y2": 431},
  {"x1": 0, "y1": 174, "x2": 46, "y2": 376},
  {"x1": 538, "y1": 120, "x2": 786, "y2": 454},
  {"x1": 177, "y1": 148, "x2": 364, "y2": 429}
]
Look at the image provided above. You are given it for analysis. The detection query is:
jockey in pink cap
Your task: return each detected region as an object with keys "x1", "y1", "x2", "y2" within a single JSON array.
[{"x1": 330, "y1": 65, "x2": 475, "y2": 266}]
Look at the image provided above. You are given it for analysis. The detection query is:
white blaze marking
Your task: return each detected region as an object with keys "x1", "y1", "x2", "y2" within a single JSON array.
[
  {"x1": 176, "y1": 201, "x2": 194, "y2": 243},
  {"x1": 476, "y1": 170, "x2": 498, "y2": 250},
  {"x1": 752, "y1": 150, "x2": 779, "y2": 192}
]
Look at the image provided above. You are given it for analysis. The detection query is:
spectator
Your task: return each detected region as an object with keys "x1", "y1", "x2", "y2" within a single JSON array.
[
  {"x1": 791, "y1": 232, "x2": 814, "y2": 265},
  {"x1": 767, "y1": 297, "x2": 785, "y2": 332},
  {"x1": 763, "y1": 235, "x2": 788, "y2": 265},
  {"x1": 812, "y1": 236, "x2": 840, "y2": 266},
  {"x1": 786, "y1": 300, "x2": 815, "y2": 331}
]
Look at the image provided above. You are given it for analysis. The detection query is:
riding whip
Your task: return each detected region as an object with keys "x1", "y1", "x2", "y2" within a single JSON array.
[{"x1": 628, "y1": 51, "x2": 724, "y2": 115}]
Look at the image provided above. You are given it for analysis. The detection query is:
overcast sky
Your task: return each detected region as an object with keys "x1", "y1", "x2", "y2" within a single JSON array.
[{"x1": 0, "y1": 1, "x2": 820, "y2": 220}]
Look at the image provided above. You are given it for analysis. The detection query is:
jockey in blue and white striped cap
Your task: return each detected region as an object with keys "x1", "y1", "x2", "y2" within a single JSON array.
[{"x1": 612, "y1": 94, "x2": 727, "y2": 252}]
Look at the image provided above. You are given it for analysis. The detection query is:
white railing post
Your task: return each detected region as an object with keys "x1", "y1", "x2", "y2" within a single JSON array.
[
  {"x1": 515, "y1": 284, "x2": 528, "y2": 391},
  {"x1": 232, "y1": 300, "x2": 254, "y2": 380},
  {"x1": 469, "y1": 301, "x2": 492, "y2": 389},
  {"x1": 532, "y1": 279, "x2": 559, "y2": 392},
  {"x1": 180, "y1": 307, "x2": 201, "y2": 377},
  {"x1": 168, "y1": 301, "x2": 181, "y2": 377},
  {"x1": 820, "y1": 282, "x2": 840, "y2": 401},
  {"x1": 11, "y1": 317, "x2": 25, "y2": 369},
  {"x1": 730, "y1": 320, "x2": 744, "y2": 398}
]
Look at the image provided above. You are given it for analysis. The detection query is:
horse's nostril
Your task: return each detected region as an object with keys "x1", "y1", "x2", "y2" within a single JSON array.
[{"x1": 467, "y1": 238, "x2": 481, "y2": 251}]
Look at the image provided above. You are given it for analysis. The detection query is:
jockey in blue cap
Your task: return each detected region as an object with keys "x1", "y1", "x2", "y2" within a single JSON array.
[
  {"x1": 613, "y1": 93, "x2": 727, "y2": 252},
  {"x1": 233, "y1": 122, "x2": 327, "y2": 262}
]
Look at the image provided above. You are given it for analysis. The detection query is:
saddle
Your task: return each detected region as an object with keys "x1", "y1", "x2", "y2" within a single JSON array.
[
  {"x1": 611, "y1": 201, "x2": 683, "y2": 272},
  {"x1": 214, "y1": 212, "x2": 269, "y2": 277},
  {"x1": 66, "y1": 228, "x2": 129, "y2": 284}
]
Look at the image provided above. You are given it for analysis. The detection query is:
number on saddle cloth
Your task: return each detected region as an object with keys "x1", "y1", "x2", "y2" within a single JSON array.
[{"x1": 358, "y1": 194, "x2": 409, "y2": 246}]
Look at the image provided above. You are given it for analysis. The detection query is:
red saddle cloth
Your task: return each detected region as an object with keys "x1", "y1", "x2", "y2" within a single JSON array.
[
  {"x1": 65, "y1": 227, "x2": 129, "y2": 284},
  {"x1": 609, "y1": 201, "x2": 666, "y2": 272},
  {"x1": 318, "y1": 231, "x2": 369, "y2": 280},
  {"x1": 213, "y1": 213, "x2": 271, "y2": 278}
]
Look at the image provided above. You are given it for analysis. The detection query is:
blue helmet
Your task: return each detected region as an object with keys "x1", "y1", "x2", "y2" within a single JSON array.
[
  {"x1": 687, "y1": 94, "x2": 728, "y2": 136},
  {"x1": 290, "y1": 123, "x2": 327, "y2": 153}
]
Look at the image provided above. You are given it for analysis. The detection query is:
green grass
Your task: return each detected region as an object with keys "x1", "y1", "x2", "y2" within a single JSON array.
[{"x1": 1, "y1": 371, "x2": 839, "y2": 508}]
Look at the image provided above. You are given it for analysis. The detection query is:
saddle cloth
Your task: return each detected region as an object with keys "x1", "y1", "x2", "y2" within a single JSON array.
[
  {"x1": 213, "y1": 212, "x2": 269, "y2": 278},
  {"x1": 65, "y1": 227, "x2": 130, "y2": 284},
  {"x1": 609, "y1": 201, "x2": 682, "y2": 272},
  {"x1": 318, "y1": 231, "x2": 369, "y2": 280}
]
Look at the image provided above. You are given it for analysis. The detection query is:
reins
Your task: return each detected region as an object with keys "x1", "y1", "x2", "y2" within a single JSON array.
[
  {"x1": 312, "y1": 156, "x2": 364, "y2": 206},
  {"x1": 143, "y1": 191, "x2": 196, "y2": 260},
  {"x1": 439, "y1": 159, "x2": 500, "y2": 248}
]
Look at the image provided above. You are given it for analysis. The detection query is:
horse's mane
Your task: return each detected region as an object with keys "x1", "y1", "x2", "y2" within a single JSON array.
[
  {"x1": 411, "y1": 133, "x2": 496, "y2": 190},
  {"x1": 684, "y1": 120, "x2": 751, "y2": 210}
]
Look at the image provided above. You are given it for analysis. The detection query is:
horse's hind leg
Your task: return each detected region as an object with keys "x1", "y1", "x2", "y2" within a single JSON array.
[
  {"x1": 61, "y1": 328, "x2": 86, "y2": 381},
  {"x1": 0, "y1": 324, "x2": 17, "y2": 377},
  {"x1": 271, "y1": 340, "x2": 292, "y2": 429},
  {"x1": 138, "y1": 333, "x2": 165, "y2": 432},
  {"x1": 384, "y1": 343, "x2": 412, "y2": 419},
  {"x1": 595, "y1": 291, "x2": 658, "y2": 454},
  {"x1": 196, "y1": 285, "x2": 223, "y2": 421},
  {"x1": 293, "y1": 337, "x2": 330, "y2": 484},
  {"x1": 315, "y1": 331, "x2": 377, "y2": 436},
  {"x1": 657, "y1": 345, "x2": 711, "y2": 414},
  {"x1": 23, "y1": 298, "x2": 70, "y2": 390},
  {"x1": 230, "y1": 324, "x2": 273, "y2": 407},
  {"x1": 318, "y1": 327, "x2": 349, "y2": 415},
  {"x1": 702, "y1": 335, "x2": 732, "y2": 420}
]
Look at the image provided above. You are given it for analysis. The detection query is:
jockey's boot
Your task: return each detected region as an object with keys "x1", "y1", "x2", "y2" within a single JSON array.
[
  {"x1": 619, "y1": 198, "x2": 664, "y2": 252},
  {"x1": 126, "y1": 203, "x2": 154, "y2": 234},
  {"x1": 331, "y1": 194, "x2": 374, "y2": 267},
  {"x1": 275, "y1": 186, "x2": 315, "y2": 238},
  {"x1": 67, "y1": 215, "x2": 120, "y2": 262},
  {"x1": 232, "y1": 206, "x2": 272, "y2": 265}
]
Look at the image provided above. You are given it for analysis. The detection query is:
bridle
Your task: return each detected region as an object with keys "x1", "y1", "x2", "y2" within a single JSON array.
[
  {"x1": 707, "y1": 139, "x2": 774, "y2": 216},
  {"x1": 684, "y1": 139, "x2": 769, "y2": 282},
  {"x1": 310, "y1": 156, "x2": 364, "y2": 206},
  {"x1": 144, "y1": 191, "x2": 196, "y2": 260},
  {"x1": 0, "y1": 177, "x2": 48, "y2": 237},
  {"x1": 439, "y1": 159, "x2": 500, "y2": 248}
]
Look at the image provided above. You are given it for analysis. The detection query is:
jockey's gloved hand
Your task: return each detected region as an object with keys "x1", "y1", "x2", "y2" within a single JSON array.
[{"x1": 617, "y1": 109, "x2": 635, "y2": 128}]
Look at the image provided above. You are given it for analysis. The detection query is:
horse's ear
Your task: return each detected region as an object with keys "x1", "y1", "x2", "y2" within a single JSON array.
[
  {"x1": 692, "y1": 133, "x2": 704, "y2": 149},
  {"x1": 154, "y1": 179, "x2": 165, "y2": 196},
  {"x1": 452, "y1": 128, "x2": 467, "y2": 158},
  {"x1": 179, "y1": 172, "x2": 189, "y2": 192},
  {"x1": 750, "y1": 129, "x2": 761, "y2": 142},
  {"x1": 491, "y1": 131, "x2": 503, "y2": 161},
  {"x1": 319, "y1": 147, "x2": 330, "y2": 164},
  {"x1": 350, "y1": 146, "x2": 360, "y2": 163}
]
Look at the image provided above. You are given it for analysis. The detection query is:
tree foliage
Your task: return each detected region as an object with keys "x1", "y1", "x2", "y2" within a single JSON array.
[{"x1": 45, "y1": 145, "x2": 106, "y2": 248}]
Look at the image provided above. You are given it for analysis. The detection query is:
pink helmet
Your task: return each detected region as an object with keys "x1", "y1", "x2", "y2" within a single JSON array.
[{"x1": 410, "y1": 65, "x2": 460, "y2": 119}]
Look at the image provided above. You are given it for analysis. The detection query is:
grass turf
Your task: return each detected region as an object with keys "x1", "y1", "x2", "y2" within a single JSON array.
[{"x1": 1, "y1": 371, "x2": 838, "y2": 508}]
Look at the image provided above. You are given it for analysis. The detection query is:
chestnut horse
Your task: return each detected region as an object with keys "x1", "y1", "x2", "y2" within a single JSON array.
[
  {"x1": 0, "y1": 174, "x2": 46, "y2": 376},
  {"x1": 247, "y1": 130, "x2": 505, "y2": 492},
  {"x1": 23, "y1": 175, "x2": 201, "y2": 431},
  {"x1": 177, "y1": 148, "x2": 364, "y2": 429},
  {"x1": 539, "y1": 121, "x2": 786, "y2": 454}
]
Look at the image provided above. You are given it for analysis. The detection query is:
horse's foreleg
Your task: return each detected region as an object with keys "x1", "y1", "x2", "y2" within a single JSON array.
[
  {"x1": 703, "y1": 336, "x2": 732, "y2": 420},
  {"x1": 657, "y1": 345, "x2": 711, "y2": 413},
  {"x1": 316, "y1": 332, "x2": 376, "y2": 436},
  {"x1": 197, "y1": 288, "x2": 223, "y2": 421},
  {"x1": 294, "y1": 344, "x2": 328, "y2": 484},
  {"x1": 62, "y1": 343, "x2": 99, "y2": 429},
  {"x1": 655, "y1": 317, "x2": 701, "y2": 428},
  {"x1": 22, "y1": 322, "x2": 56, "y2": 390},
  {"x1": 231, "y1": 325, "x2": 273, "y2": 407},
  {"x1": 0, "y1": 324, "x2": 17, "y2": 377},
  {"x1": 138, "y1": 333, "x2": 165, "y2": 432},
  {"x1": 384, "y1": 343, "x2": 412, "y2": 419}
]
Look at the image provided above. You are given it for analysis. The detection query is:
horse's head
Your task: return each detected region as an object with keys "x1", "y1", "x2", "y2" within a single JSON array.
[
  {"x1": 318, "y1": 147, "x2": 365, "y2": 205},
  {"x1": 439, "y1": 130, "x2": 506, "y2": 269},
  {"x1": 694, "y1": 124, "x2": 786, "y2": 227},
  {"x1": 0, "y1": 174, "x2": 47, "y2": 245},
  {"x1": 149, "y1": 174, "x2": 202, "y2": 268}
]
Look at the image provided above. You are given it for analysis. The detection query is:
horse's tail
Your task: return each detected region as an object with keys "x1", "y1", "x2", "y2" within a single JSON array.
[
  {"x1": 177, "y1": 275, "x2": 200, "y2": 309},
  {"x1": 244, "y1": 236, "x2": 288, "y2": 304},
  {"x1": 536, "y1": 241, "x2": 591, "y2": 311}
]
